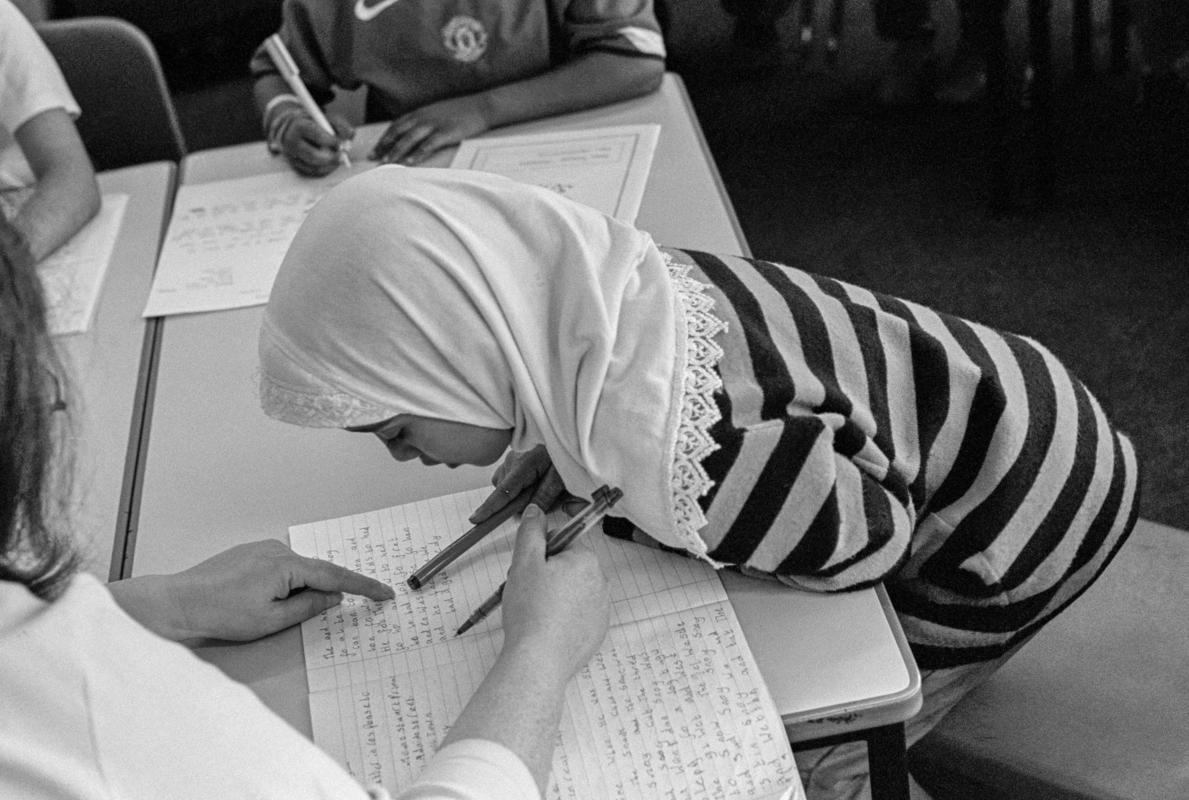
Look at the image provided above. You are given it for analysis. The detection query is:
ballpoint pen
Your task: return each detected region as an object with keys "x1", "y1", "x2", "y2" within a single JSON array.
[
  {"x1": 455, "y1": 486, "x2": 622, "y2": 636},
  {"x1": 264, "y1": 34, "x2": 352, "y2": 169},
  {"x1": 405, "y1": 484, "x2": 535, "y2": 590}
]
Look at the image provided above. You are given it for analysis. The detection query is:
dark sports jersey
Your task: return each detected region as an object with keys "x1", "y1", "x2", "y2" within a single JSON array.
[{"x1": 250, "y1": 0, "x2": 665, "y2": 118}]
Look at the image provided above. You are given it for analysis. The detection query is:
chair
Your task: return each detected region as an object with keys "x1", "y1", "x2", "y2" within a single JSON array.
[
  {"x1": 910, "y1": 519, "x2": 1189, "y2": 800},
  {"x1": 35, "y1": 16, "x2": 187, "y2": 171}
]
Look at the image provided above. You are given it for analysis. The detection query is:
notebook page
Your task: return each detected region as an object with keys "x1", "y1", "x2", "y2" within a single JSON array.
[
  {"x1": 289, "y1": 488, "x2": 727, "y2": 694},
  {"x1": 305, "y1": 601, "x2": 800, "y2": 799},
  {"x1": 290, "y1": 488, "x2": 802, "y2": 799},
  {"x1": 142, "y1": 167, "x2": 368, "y2": 317}
]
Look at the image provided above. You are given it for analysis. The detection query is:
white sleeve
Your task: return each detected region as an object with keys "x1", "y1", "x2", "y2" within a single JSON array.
[
  {"x1": 395, "y1": 740, "x2": 541, "y2": 800},
  {"x1": 0, "y1": 0, "x2": 80, "y2": 133}
]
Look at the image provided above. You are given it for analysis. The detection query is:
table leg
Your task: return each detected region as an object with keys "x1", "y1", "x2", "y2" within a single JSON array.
[
  {"x1": 792, "y1": 723, "x2": 910, "y2": 800},
  {"x1": 866, "y1": 724, "x2": 910, "y2": 800}
]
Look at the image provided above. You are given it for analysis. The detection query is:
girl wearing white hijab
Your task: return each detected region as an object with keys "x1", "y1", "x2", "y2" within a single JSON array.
[{"x1": 260, "y1": 166, "x2": 1138, "y2": 800}]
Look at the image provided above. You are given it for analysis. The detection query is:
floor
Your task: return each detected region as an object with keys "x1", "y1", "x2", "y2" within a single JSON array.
[{"x1": 163, "y1": 0, "x2": 1189, "y2": 532}]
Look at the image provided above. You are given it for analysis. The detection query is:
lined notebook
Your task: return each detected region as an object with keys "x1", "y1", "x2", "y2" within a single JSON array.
[{"x1": 289, "y1": 488, "x2": 803, "y2": 799}]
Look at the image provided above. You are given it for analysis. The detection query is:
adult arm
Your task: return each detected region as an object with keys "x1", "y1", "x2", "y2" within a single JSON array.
[
  {"x1": 436, "y1": 504, "x2": 610, "y2": 792},
  {"x1": 107, "y1": 539, "x2": 395, "y2": 643},
  {"x1": 372, "y1": 49, "x2": 664, "y2": 165},
  {"x1": 11, "y1": 107, "x2": 99, "y2": 262}
]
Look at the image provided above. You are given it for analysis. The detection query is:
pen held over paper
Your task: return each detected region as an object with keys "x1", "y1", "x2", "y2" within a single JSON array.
[
  {"x1": 455, "y1": 486, "x2": 622, "y2": 636},
  {"x1": 263, "y1": 34, "x2": 352, "y2": 169},
  {"x1": 405, "y1": 485, "x2": 535, "y2": 590}
]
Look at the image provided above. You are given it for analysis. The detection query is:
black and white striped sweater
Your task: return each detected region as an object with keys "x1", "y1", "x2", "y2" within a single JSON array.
[{"x1": 652, "y1": 248, "x2": 1140, "y2": 669}]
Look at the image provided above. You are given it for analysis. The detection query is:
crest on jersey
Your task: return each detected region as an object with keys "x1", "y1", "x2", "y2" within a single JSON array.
[{"x1": 441, "y1": 16, "x2": 488, "y2": 62}]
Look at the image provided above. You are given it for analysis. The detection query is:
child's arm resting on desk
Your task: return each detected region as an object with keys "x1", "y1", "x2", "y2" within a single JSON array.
[
  {"x1": 372, "y1": 0, "x2": 667, "y2": 165},
  {"x1": 11, "y1": 107, "x2": 99, "y2": 263},
  {"x1": 623, "y1": 415, "x2": 915, "y2": 593},
  {"x1": 107, "y1": 539, "x2": 395, "y2": 643}
]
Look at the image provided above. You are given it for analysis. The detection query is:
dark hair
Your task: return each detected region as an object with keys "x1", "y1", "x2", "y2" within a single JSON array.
[{"x1": 0, "y1": 216, "x2": 78, "y2": 599}]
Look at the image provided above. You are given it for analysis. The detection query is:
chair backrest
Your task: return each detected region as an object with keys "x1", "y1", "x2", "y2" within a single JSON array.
[{"x1": 35, "y1": 16, "x2": 187, "y2": 170}]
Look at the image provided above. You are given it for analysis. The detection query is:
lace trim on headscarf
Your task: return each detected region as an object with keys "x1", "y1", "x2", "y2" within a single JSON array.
[
  {"x1": 258, "y1": 372, "x2": 389, "y2": 429},
  {"x1": 664, "y1": 251, "x2": 728, "y2": 560}
]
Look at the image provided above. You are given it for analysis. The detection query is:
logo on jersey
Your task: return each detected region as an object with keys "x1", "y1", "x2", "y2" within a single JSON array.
[
  {"x1": 354, "y1": 0, "x2": 402, "y2": 22},
  {"x1": 441, "y1": 16, "x2": 488, "y2": 62}
]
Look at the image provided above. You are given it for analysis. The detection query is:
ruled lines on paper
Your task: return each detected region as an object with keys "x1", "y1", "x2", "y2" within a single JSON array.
[{"x1": 290, "y1": 488, "x2": 801, "y2": 799}]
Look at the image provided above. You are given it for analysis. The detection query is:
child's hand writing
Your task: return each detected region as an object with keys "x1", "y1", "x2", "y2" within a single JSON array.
[{"x1": 278, "y1": 110, "x2": 355, "y2": 177}]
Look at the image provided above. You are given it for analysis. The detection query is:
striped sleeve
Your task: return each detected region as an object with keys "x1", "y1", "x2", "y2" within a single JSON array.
[
  {"x1": 684, "y1": 250, "x2": 918, "y2": 592},
  {"x1": 667, "y1": 248, "x2": 1140, "y2": 667},
  {"x1": 560, "y1": 0, "x2": 667, "y2": 59},
  {"x1": 700, "y1": 409, "x2": 916, "y2": 592}
]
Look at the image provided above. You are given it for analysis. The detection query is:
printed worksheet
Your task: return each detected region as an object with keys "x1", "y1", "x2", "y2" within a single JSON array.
[
  {"x1": 290, "y1": 488, "x2": 803, "y2": 800},
  {"x1": 37, "y1": 193, "x2": 129, "y2": 336},
  {"x1": 142, "y1": 168, "x2": 363, "y2": 317},
  {"x1": 450, "y1": 125, "x2": 660, "y2": 223}
]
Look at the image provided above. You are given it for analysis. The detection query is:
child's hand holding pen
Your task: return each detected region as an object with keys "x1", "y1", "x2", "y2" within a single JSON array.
[
  {"x1": 270, "y1": 108, "x2": 355, "y2": 178},
  {"x1": 469, "y1": 445, "x2": 568, "y2": 524},
  {"x1": 404, "y1": 453, "x2": 603, "y2": 591},
  {"x1": 263, "y1": 34, "x2": 354, "y2": 177}
]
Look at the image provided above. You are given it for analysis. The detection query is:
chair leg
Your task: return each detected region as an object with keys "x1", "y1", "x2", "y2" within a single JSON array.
[
  {"x1": 986, "y1": 5, "x2": 1012, "y2": 213},
  {"x1": 1110, "y1": 0, "x2": 1131, "y2": 73},
  {"x1": 1072, "y1": 0, "x2": 1094, "y2": 75},
  {"x1": 1029, "y1": 0, "x2": 1056, "y2": 199}
]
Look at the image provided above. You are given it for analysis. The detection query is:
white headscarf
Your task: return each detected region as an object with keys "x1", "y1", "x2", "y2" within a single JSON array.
[{"x1": 259, "y1": 166, "x2": 722, "y2": 556}]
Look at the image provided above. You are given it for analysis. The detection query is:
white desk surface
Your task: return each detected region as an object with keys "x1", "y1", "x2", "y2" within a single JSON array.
[
  {"x1": 133, "y1": 74, "x2": 918, "y2": 739},
  {"x1": 56, "y1": 160, "x2": 175, "y2": 580}
]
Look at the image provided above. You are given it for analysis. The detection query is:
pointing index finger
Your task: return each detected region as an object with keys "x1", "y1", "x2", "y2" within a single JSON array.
[{"x1": 296, "y1": 556, "x2": 395, "y2": 601}]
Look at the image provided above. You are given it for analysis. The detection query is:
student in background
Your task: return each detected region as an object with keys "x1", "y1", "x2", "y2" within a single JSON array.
[
  {"x1": 1133, "y1": 0, "x2": 1189, "y2": 108},
  {"x1": 0, "y1": 0, "x2": 99, "y2": 262},
  {"x1": 259, "y1": 166, "x2": 1139, "y2": 800},
  {"x1": 250, "y1": 0, "x2": 666, "y2": 177},
  {"x1": 0, "y1": 216, "x2": 611, "y2": 800},
  {"x1": 717, "y1": 0, "x2": 1006, "y2": 105},
  {"x1": 874, "y1": 0, "x2": 1008, "y2": 106}
]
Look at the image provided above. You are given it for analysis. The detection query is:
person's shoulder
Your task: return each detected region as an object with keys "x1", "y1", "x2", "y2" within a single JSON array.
[{"x1": 0, "y1": 1, "x2": 39, "y2": 52}]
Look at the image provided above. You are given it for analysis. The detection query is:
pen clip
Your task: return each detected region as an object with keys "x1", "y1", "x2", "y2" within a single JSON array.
[{"x1": 543, "y1": 485, "x2": 621, "y2": 557}]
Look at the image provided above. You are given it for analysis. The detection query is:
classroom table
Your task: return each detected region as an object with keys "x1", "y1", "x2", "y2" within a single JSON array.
[
  {"x1": 53, "y1": 160, "x2": 175, "y2": 580},
  {"x1": 130, "y1": 75, "x2": 920, "y2": 800}
]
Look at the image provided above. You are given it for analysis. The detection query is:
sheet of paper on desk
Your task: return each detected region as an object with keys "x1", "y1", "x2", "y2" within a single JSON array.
[
  {"x1": 37, "y1": 193, "x2": 129, "y2": 336},
  {"x1": 141, "y1": 168, "x2": 364, "y2": 318},
  {"x1": 290, "y1": 488, "x2": 803, "y2": 800},
  {"x1": 450, "y1": 125, "x2": 660, "y2": 223}
]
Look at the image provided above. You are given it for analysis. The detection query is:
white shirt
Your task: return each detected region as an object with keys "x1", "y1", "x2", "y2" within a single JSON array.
[
  {"x1": 0, "y1": 574, "x2": 539, "y2": 800},
  {"x1": 0, "y1": 0, "x2": 80, "y2": 187}
]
